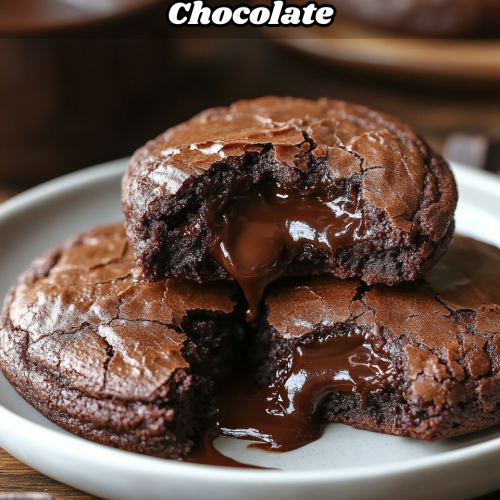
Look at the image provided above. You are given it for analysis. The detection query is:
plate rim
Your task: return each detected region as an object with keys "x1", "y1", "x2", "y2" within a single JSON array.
[
  {"x1": 1, "y1": 159, "x2": 500, "y2": 484},
  {"x1": 268, "y1": 25, "x2": 500, "y2": 87}
]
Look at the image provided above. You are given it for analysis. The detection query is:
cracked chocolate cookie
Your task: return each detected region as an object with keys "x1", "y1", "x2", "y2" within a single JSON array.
[
  {"x1": 0, "y1": 223, "x2": 243, "y2": 459},
  {"x1": 251, "y1": 235, "x2": 500, "y2": 443},
  {"x1": 122, "y1": 96, "x2": 457, "y2": 318}
]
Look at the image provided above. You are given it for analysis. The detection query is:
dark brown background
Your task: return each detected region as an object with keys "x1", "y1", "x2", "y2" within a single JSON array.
[{"x1": 2, "y1": 36, "x2": 500, "y2": 188}]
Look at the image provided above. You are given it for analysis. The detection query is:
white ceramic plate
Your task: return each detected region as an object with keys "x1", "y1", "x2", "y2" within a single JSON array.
[{"x1": 0, "y1": 159, "x2": 500, "y2": 500}]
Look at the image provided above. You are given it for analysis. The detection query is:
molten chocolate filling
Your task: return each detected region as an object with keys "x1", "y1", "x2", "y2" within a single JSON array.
[
  {"x1": 184, "y1": 332, "x2": 392, "y2": 467},
  {"x1": 210, "y1": 186, "x2": 364, "y2": 320}
]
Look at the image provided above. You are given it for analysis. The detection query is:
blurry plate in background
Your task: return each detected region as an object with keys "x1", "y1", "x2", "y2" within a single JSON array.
[
  {"x1": 269, "y1": 21, "x2": 500, "y2": 89},
  {"x1": 1, "y1": 159, "x2": 500, "y2": 499},
  {"x1": 0, "y1": 0, "x2": 162, "y2": 33}
]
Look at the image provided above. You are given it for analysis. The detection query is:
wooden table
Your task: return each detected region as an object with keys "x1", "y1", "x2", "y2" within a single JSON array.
[
  {"x1": 1, "y1": 37, "x2": 500, "y2": 499},
  {"x1": 0, "y1": 449, "x2": 98, "y2": 499}
]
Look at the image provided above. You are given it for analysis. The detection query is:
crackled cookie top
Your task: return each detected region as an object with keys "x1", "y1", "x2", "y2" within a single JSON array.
[
  {"x1": 127, "y1": 96, "x2": 437, "y2": 232},
  {"x1": 123, "y1": 96, "x2": 457, "y2": 318},
  {"x1": 7, "y1": 224, "x2": 236, "y2": 401},
  {"x1": 266, "y1": 235, "x2": 500, "y2": 410}
]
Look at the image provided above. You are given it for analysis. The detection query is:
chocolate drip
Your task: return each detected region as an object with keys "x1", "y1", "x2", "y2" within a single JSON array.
[
  {"x1": 184, "y1": 418, "x2": 263, "y2": 468},
  {"x1": 211, "y1": 186, "x2": 364, "y2": 320},
  {"x1": 184, "y1": 333, "x2": 391, "y2": 466}
]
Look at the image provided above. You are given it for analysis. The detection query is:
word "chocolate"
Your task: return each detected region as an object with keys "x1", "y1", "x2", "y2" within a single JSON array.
[{"x1": 167, "y1": 0, "x2": 336, "y2": 28}]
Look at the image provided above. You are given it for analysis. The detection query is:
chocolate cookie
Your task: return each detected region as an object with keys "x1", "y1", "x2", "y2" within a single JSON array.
[
  {"x1": 0, "y1": 223, "x2": 243, "y2": 459},
  {"x1": 248, "y1": 235, "x2": 500, "y2": 445},
  {"x1": 334, "y1": 0, "x2": 500, "y2": 37},
  {"x1": 122, "y1": 96, "x2": 457, "y2": 318}
]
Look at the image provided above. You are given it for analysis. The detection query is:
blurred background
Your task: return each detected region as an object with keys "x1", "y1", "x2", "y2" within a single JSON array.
[
  {"x1": 0, "y1": 1, "x2": 500, "y2": 499},
  {"x1": 1, "y1": 0, "x2": 500, "y2": 192}
]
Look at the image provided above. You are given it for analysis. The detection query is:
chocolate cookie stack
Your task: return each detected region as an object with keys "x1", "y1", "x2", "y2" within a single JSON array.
[{"x1": 2, "y1": 97, "x2": 500, "y2": 463}]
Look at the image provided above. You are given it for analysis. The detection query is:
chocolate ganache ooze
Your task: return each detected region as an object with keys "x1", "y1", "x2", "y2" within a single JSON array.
[
  {"x1": 5, "y1": 223, "x2": 500, "y2": 468},
  {"x1": 250, "y1": 235, "x2": 500, "y2": 445},
  {"x1": 214, "y1": 333, "x2": 391, "y2": 452},
  {"x1": 183, "y1": 331, "x2": 392, "y2": 466},
  {"x1": 122, "y1": 97, "x2": 457, "y2": 307},
  {"x1": 211, "y1": 184, "x2": 364, "y2": 319}
]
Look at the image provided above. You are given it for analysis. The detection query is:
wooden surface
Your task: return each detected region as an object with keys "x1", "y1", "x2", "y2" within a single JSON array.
[{"x1": 0, "y1": 448, "x2": 99, "y2": 499}]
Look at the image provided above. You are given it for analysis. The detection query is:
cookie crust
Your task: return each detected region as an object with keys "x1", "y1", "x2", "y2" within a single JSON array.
[
  {"x1": 257, "y1": 235, "x2": 500, "y2": 441},
  {"x1": 0, "y1": 224, "x2": 242, "y2": 458},
  {"x1": 122, "y1": 96, "x2": 457, "y2": 290}
]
